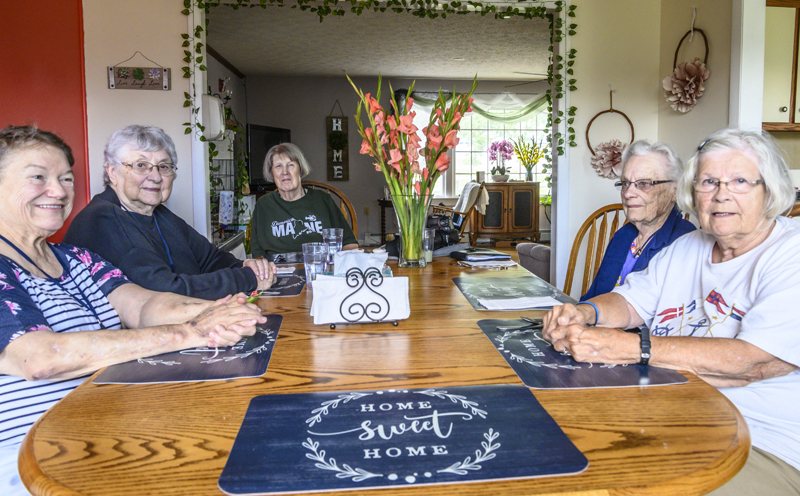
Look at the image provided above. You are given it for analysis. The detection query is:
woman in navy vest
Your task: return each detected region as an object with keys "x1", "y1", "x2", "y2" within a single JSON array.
[{"x1": 581, "y1": 140, "x2": 695, "y2": 301}]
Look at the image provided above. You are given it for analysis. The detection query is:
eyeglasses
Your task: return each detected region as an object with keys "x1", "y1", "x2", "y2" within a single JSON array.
[
  {"x1": 614, "y1": 179, "x2": 674, "y2": 192},
  {"x1": 121, "y1": 161, "x2": 178, "y2": 177},
  {"x1": 694, "y1": 177, "x2": 764, "y2": 194}
]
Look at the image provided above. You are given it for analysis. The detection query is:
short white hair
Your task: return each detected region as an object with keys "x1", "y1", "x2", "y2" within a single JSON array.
[
  {"x1": 620, "y1": 140, "x2": 683, "y2": 180},
  {"x1": 678, "y1": 128, "x2": 795, "y2": 221}
]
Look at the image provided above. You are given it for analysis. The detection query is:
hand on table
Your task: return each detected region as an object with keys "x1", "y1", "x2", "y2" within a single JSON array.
[
  {"x1": 185, "y1": 293, "x2": 266, "y2": 347},
  {"x1": 545, "y1": 324, "x2": 638, "y2": 364},
  {"x1": 542, "y1": 303, "x2": 591, "y2": 341},
  {"x1": 244, "y1": 258, "x2": 278, "y2": 290}
]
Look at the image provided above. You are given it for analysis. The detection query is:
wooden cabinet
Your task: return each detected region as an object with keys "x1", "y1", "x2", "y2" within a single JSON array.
[
  {"x1": 470, "y1": 182, "x2": 540, "y2": 244},
  {"x1": 763, "y1": 1, "x2": 800, "y2": 130}
]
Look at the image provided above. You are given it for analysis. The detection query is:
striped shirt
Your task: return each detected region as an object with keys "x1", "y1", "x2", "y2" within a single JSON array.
[{"x1": 0, "y1": 244, "x2": 129, "y2": 448}]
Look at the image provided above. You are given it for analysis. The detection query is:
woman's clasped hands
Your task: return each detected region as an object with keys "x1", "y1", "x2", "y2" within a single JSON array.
[
  {"x1": 542, "y1": 303, "x2": 638, "y2": 365},
  {"x1": 185, "y1": 293, "x2": 267, "y2": 347}
]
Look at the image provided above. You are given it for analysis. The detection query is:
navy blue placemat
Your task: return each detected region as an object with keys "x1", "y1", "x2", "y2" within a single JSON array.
[
  {"x1": 453, "y1": 276, "x2": 574, "y2": 310},
  {"x1": 219, "y1": 385, "x2": 588, "y2": 495},
  {"x1": 479, "y1": 319, "x2": 688, "y2": 389},
  {"x1": 261, "y1": 269, "x2": 305, "y2": 297},
  {"x1": 93, "y1": 315, "x2": 282, "y2": 384}
]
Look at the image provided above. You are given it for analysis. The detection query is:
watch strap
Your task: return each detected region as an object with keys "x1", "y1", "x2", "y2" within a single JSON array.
[{"x1": 639, "y1": 326, "x2": 651, "y2": 366}]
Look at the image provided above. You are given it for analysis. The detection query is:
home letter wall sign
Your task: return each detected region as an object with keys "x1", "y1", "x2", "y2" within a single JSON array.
[{"x1": 326, "y1": 116, "x2": 349, "y2": 181}]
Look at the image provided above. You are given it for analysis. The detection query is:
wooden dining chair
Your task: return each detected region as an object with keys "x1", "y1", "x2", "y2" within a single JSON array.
[
  {"x1": 302, "y1": 180, "x2": 358, "y2": 235},
  {"x1": 787, "y1": 200, "x2": 800, "y2": 218},
  {"x1": 563, "y1": 203, "x2": 626, "y2": 297},
  {"x1": 432, "y1": 181, "x2": 486, "y2": 244}
]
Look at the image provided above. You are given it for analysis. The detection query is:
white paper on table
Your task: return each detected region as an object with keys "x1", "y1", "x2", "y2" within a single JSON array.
[
  {"x1": 310, "y1": 274, "x2": 410, "y2": 324},
  {"x1": 275, "y1": 267, "x2": 296, "y2": 275},
  {"x1": 478, "y1": 296, "x2": 563, "y2": 310},
  {"x1": 460, "y1": 260, "x2": 518, "y2": 268}
]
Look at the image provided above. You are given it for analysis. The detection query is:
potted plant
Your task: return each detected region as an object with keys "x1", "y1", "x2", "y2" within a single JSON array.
[{"x1": 488, "y1": 139, "x2": 513, "y2": 182}]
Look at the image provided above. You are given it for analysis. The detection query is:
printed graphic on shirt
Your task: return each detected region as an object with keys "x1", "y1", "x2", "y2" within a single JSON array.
[
  {"x1": 652, "y1": 288, "x2": 747, "y2": 338},
  {"x1": 272, "y1": 215, "x2": 323, "y2": 239}
]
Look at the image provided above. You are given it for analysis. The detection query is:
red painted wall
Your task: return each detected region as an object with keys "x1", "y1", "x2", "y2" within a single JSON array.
[{"x1": 0, "y1": 0, "x2": 89, "y2": 242}]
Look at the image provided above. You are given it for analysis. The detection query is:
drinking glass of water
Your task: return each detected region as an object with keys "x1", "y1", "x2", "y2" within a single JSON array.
[
  {"x1": 321, "y1": 228, "x2": 343, "y2": 273},
  {"x1": 302, "y1": 242, "x2": 327, "y2": 288}
]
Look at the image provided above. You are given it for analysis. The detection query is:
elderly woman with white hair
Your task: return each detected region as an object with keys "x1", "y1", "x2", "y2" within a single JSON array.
[
  {"x1": 543, "y1": 129, "x2": 800, "y2": 495},
  {"x1": 65, "y1": 125, "x2": 276, "y2": 299},
  {"x1": 250, "y1": 143, "x2": 358, "y2": 258},
  {"x1": 581, "y1": 140, "x2": 695, "y2": 300}
]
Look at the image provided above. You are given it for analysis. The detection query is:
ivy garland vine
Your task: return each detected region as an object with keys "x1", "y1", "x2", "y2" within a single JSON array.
[{"x1": 180, "y1": 0, "x2": 577, "y2": 198}]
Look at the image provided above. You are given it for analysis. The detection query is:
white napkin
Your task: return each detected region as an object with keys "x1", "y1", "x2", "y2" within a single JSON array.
[
  {"x1": 478, "y1": 296, "x2": 562, "y2": 310},
  {"x1": 333, "y1": 251, "x2": 388, "y2": 276},
  {"x1": 459, "y1": 260, "x2": 518, "y2": 268},
  {"x1": 310, "y1": 274, "x2": 410, "y2": 324},
  {"x1": 275, "y1": 267, "x2": 296, "y2": 275}
]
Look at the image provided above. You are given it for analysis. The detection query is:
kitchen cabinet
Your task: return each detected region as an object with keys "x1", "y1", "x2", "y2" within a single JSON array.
[
  {"x1": 471, "y1": 182, "x2": 540, "y2": 244},
  {"x1": 763, "y1": 1, "x2": 800, "y2": 130}
]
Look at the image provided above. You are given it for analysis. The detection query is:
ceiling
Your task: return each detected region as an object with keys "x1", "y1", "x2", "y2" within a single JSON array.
[{"x1": 206, "y1": 3, "x2": 552, "y2": 81}]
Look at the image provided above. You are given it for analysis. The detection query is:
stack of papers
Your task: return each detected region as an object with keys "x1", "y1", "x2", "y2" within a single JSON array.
[
  {"x1": 478, "y1": 296, "x2": 563, "y2": 310},
  {"x1": 458, "y1": 260, "x2": 518, "y2": 268}
]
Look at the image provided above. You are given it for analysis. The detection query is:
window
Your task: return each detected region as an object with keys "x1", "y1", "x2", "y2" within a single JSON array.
[{"x1": 412, "y1": 106, "x2": 550, "y2": 198}]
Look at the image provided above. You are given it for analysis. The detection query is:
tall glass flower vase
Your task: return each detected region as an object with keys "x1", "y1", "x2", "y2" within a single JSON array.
[
  {"x1": 391, "y1": 194, "x2": 433, "y2": 268},
  {"x1": 525, "y1": 168, "x2": 534, "y2": 182}
]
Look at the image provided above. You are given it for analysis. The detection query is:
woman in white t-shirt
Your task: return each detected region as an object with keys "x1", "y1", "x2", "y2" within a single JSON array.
[{"x1": 543, "y1": 128, "x2": 800, "y2": 495}]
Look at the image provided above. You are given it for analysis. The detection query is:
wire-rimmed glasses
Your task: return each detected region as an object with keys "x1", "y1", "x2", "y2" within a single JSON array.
[
  {"x1": 614, "y1": 179, "x2": 674, "y2": 192},
  {"x1": 121, "y1": 161, "x2": 178, "y2": 177},
  {"x1": 693, "y1": 177, "x2": 764, "y2": 194}
]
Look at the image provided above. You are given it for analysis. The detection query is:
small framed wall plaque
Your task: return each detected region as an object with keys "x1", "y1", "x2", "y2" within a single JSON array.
[
  {"x1": 326, "y1": 116, "x2": 349, "y2": 181},
  {"x1": 108, "y1": 66, "x2": 171, "y2": 91}
]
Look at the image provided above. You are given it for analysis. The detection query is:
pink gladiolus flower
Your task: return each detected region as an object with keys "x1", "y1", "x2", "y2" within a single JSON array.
[
  {"x1": 360, "y1": 139, "x2": 372, "y2": 155},
  {"x1": 375, "y1": 111, "x2": 385, "y2": 126},
  {"x1": 397, "y1": 113, "x2": 415, "y2": 133},
  {"x1": 435, "y1": 153, "x2": 450, "y2": 172},
  {"x1": 435, "y1": 108, "x2": 444, "y2": 120},
  {"x1": 428, "y1": 124, "x2": 440, "y2": 137},
  {"x1": 387, "y1": 115, "x2": 397, "y2": 130},
  {"x1": 388, "y1": 149, "x2": 404, "y2": 172},
  {"x1": 406, "y1": 97, "x2": 414, "y2": 110},
  {"x1": 411, "y1": 160, "x2": 421, "y2": 175},
  {"x1": 443, "y1": 129, "x2": 459, "y2": 149},
  {"x1": 389, "y1": 130, "x2": 399, "y2": 148},
  {"x1": 414, "y1": 181, "x2": 421, "y2": 196},
  {"x1": 467, "y1": 97, "x2": 474, "y2": 112},
  {"x1": 427, "y1": 133, "x2": 443, "y2": 150},
  {"x1": 452, "y1": 112, "x2": 462, "y2": 126},
  {"x1": 367, "y1": 95, "x2": 382, "y2": 114}
]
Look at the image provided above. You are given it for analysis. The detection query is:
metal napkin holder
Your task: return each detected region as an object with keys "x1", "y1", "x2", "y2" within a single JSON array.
[{"x1": 328, "y1": 267, "x2": 398, "y2": 328}]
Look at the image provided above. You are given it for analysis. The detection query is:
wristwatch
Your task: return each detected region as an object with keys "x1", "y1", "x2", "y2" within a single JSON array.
[{"x1": 639, "y1": 326, "x2": 651, "y2": 366}]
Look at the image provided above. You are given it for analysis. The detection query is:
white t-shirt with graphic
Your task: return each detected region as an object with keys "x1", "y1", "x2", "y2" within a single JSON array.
[{"x1": 614, "y1": 216, "x2": 800, "y2": 471}]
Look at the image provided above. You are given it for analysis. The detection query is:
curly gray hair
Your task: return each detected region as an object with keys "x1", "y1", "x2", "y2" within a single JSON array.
[{"x1": 103, "y1": 125, "x2": 178, "y2": 186}]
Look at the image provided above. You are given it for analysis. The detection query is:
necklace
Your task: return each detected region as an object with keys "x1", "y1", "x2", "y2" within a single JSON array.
[
  {"x1": 121, "y1": 206, "x2": 175, "y2": 271},
  {"x1": 631, "y1": 232, "x2": 656, "y2": 258},
  {"x1": 0, "y1": 233, "x2": 104, "y2": 327}
]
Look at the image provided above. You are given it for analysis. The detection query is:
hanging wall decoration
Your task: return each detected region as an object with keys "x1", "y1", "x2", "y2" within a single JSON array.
[
  {"x1": 586, "y1": 90, "x2": 635, "y2": 179},
  {"x1": 108, "y1": 51, "x2": 171, "y2": 91},
  {"x1": 326, "y1": 100, "x2": 349, "y2": 181},
  {"x1": 662, "y1": 13, "x2": 710, "y2": 113}
]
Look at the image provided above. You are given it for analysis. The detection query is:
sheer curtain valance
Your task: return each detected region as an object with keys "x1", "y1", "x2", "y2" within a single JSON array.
[{"x1": 395, "y1": 90, "x2": 548, "y2": 125}]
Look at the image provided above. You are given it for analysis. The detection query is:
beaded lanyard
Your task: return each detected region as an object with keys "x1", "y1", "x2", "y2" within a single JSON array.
[{"x1": 0, "y1": 233, "x2": 104, "y2": 326}]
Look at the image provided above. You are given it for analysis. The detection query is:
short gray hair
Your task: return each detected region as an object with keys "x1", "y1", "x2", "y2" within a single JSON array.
[
  {"x1": 0, "y1": 126, "x2": 74, "y2": 179},
  {"x1": 263, "y1": 142, "x2": 310, "y2": 182},
  {"x1": 677, "y1": 128, "x2": 795, "y2": 221},
  {"x1": 103, "y1": 125, "x2": 178, "y2": 186},
  {"x1": 620, "y1": 140, "x2": 683, "y2": 181}
]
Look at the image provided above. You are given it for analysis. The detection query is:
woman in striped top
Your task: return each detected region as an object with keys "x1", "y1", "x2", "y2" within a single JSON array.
[{"x1": 0, "y1": 126, "x2": 267, "y2": 494}]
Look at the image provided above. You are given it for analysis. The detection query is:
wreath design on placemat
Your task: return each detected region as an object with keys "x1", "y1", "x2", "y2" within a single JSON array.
[
  {"x1": 586, "y1": 90, "x2": 634, "y2": 179},
  {"x1": 662, "y1": 28, "x2": 710, "y2": 113},
  {"x1": 303, "y1": 389, "x2": 501, "y2": 484}
]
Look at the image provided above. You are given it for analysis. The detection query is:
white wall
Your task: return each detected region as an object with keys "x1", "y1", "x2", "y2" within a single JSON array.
[
  {"x1": 83, "y1": 0, "x2": 195, "y2": 225},
  {"x1": 558, "y1": 0, "x2": 662, "y2": 297},
  {"x1": 658, "y1": 0, "x2": 732, "y2": 160}
]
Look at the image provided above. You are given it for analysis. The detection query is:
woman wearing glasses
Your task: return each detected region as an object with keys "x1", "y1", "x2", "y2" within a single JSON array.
[
  {"x1": 544, "y1": 129, "x2": 800, "y2": 495},
  {"x1": 581, "y1": 140, "x2": 695, "y2": 300},
  {"x1": 65, "y1": 125, "x2": 276, "y2": 299}
]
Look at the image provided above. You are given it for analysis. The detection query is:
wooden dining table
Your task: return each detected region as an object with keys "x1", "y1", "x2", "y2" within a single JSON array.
[{"x1": 19, "y1": 257, "x2": 749, "y2": 496}]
